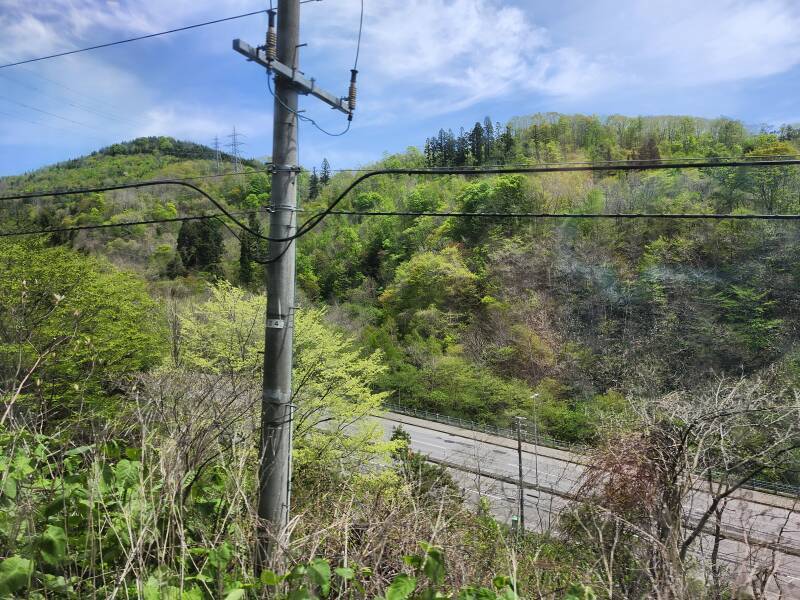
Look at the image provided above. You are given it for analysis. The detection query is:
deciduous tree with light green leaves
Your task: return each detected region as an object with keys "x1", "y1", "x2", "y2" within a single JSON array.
[
  {"x1": 0, "y1": 240, "x2": 166, "y2": 426},
  {"x1": 176, "y1": 281, "x2": 392, "y2": 471}
]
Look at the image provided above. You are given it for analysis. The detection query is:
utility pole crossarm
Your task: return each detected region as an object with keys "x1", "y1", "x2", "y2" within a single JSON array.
[{"x1": 233, "y1": 39, "x2": 351, "y2": 115}]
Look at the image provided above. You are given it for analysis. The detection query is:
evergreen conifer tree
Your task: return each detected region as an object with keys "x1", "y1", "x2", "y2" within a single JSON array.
[
  {"x1": 177, "y1": 219, "x2": 224, "y2": 274},
  {"x1": 320, "y1": 158, "x2": 331, "y2": 185},
  {"x1": 309, "y1": 167, "x2": 320, "y2": 199}
]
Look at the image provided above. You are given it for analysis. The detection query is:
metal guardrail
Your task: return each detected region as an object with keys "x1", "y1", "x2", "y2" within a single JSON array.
[
  {"x1": 383, "y1": 402, "x2": 587, "y2": 452},
  {"x1": 383, "y1": 402, "x2": 800, "y2": 498}
]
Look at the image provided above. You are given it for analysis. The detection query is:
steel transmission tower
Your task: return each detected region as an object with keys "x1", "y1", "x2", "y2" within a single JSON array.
[
  {"x1": 212, "y1": 136, "x2": 222, "y2": 174},
  {"x1": 226, "y1": 126, "x2": 245, "y2": 174}
]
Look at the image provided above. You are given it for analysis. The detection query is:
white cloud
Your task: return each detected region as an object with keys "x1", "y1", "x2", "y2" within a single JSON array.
[
  {"x1": 561, "y1": 0, "x2": 800, "y2": 88},
  {"x1": 3, "y1": 0, "x2": 800, "y2": 174},
  {"x1": 303, "y1": 0, "x2": 614, "y2": 115},
  {"x1": 135, "y1": 105, "x2": 273, "y2": 141}
]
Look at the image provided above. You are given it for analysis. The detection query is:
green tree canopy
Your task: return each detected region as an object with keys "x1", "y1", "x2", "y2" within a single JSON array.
[{"x1": 0, "y1": 240, "x2": 166, "y2": 424}]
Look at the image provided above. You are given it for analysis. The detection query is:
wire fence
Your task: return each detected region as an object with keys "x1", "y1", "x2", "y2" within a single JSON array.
[{"x1": 383, "y1": 402, "x2": 800, "y2": 498}]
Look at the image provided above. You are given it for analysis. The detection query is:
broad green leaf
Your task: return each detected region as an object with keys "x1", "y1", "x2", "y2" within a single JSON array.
[
  {"x1": 0, "y1": 556, "x2": 33, "y2": 595},
  {"x1": 114, "y1": 459, "x2": 140, "y2": 490},
  {"x1": 498, "y1": 588, "x2": 518, "y2": 600},
  {"x1": 563, "y1": 584, "x2": 596, "y2": 600},
  {"x1": 334, "y1": 567, "x2": 355, "y2": 580},
  {"x1": 403, "y1": 554, "x2": 423, "y2": 569},
  {"x1": 182, "y1": 585, "x2": 205, "y2": 600},
  {"x1": 42, "y1": 573, "x2": 71, "y2": 593},
  {"x1": 421, "y1": 545, "x2": 445, "y2": 585},
  {"x1": 65, "y1": 445, "x2": 93, "y2": 456},
  {"x1": 143, "y1": 576, "x2": 162, "y2": 600},
  {"x1": 223, "y1": 589, "x2": 245, "y2": 600},
  {"x1": 457, "y1": 587, "x2": 497, "y2": 600},
  {"x1": 287, "y1": 564, "x2": 307, "y2": 580},
  {"x1": 207, "y1": 542, "x2": 233, "y2": 570},
  {"x1": 260, "y1": 569, "x2": 282, "y2": 586},
  {"x1": 386, "y1": 574, "x2": 416, "y2": 600},
  {"x1": 287, "y1": 587, "x2": 312, "y2": 600},
  {"x1": 1, "y1": 476, "x2": 17, "y2": 500},
  {"x1": 308, "y1": 558, "x2": 331, "y2": 597},
  {"x1": 38, "y1": 524, "x2": 68, "y2": 566},
  {"x1": 492, "y1": 576, "x2": 511, "y2": 590},
  {"x1": 12, "y1": 454, "x2": 33, "y2": 476}
]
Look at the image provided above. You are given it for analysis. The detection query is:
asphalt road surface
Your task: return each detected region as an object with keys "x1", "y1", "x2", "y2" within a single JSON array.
[{"x1": 376, "y1": 412, "x2": 800, "y2": 597}]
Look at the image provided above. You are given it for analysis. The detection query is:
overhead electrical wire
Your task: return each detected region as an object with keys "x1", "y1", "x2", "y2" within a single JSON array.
[
  {"x1": 0, "y1": 10, "x2": 267, "y2": 70},
  {"x1": 353, "y1": 0, "x2": 364, "y2": 71},
  {"x1": 0, "y1": 108, "x2": 105, "y2": 141},
  {"x1": 162, "y1": 168, "x2": 273, "y2": 182},
  {"x1": 13, "y1": 66, "x2": 150, "y2": 126},
  {"x1": 0, "y1": 207, "x2": 275, "y2": 239},
  {"x1": 330, "y1": 154, "x2": 800, "y2": 172},
  {"x1": 262, "y1": 0, "x2": 362, "y2": 137},
  {"x1": 5, "y1": 158, "x2": 800, "y2": 251},
  {"x1": 0, "y1": 73, "x2": 148, "y2": 128},
  {"x1": 0, "y1": 96, "x2": 103, "y2": 131},
  {"x1": 266, "y1": 73, "x2": 351, "y2": 137},
  {"x1": 0, "y1": 180, "x2": 276, "y2": 241},
  {"x1": 0, "y1": 1, "x2": 324, "y2": 70},
  {"x1": 0, "y1": 213, "x2": 223, "y2": 238},
  {"x1": 248, "y1": 157, "x2": 800, "y2": 265},
  {"x1": 286, "y1": 158, "x2": 800, "y2": 244},
  {"x1": 326, "y1": 209, "x2": 800, "y2": 220}
]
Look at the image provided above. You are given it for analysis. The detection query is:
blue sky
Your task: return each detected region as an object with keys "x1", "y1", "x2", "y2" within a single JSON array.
[{"x1": 1, "y1": 0, "x2": 800, "y2": 176}]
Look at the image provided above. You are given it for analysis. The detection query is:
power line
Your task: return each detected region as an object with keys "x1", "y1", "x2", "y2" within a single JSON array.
[
  {"x1": 353, "y1": 0, "x2": 364, "y2": 71},
  {"x1": 0, "y1": 10, "x2": 269, "y2": 70},
  {"x1": 326, "y1": 209, "x2": 800, "y2": 220},
  {"x1": 266, "y1": 73, "x2": 351, "y2": 137},
  {"x1": 0, "y1": 180, "x2": 276, "y2": 241},
  {"x1": 4, "y1": 159, "x2": 800, "y2": 248},
  {"x1": 250, "y1": 156, "x2": 800, "y2": 265},
  {"x1": 0, "y1": 213, "x2": 223, "y2": 238},
  {"x1": 0, "y1": 108, "x2": 105, "y2": 142},
  {"x1": 0, "y1": 1, "x2": 324, "y2": 70},
  {"x1": 0, "y1": 207, "x2": 272, "y2": 239},
  {"x1": 143, "y1": 168, "x2": 272, "y2": 182},
  {"x1": 0, "y1": 72, "x2": 147, "y2": 128},
  {"x1": 328, "y1": 155, "x2": 800, "y2": 172},
  {"x1": 12, "y1": 66, "x2": 151, "y2": 127},
  {"x1": 0, "y1": 167, "x2": 272, "y2": 190},
  {"x1": 289, "y1": 158, "x2": 800, "y2": 242},
  {"x1": 0, "y1": 96, "x2": 103, "y2": 131}
]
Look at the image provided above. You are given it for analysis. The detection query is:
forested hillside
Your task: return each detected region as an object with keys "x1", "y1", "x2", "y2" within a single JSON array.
[
  {"x1": 2, "y1": 116, "x2": 800, "y2": 448},
  {"x1": 2, "y1": 114, "x2": 800, "y2": 597},
  {"x1": 302, "y1": 114, "x2": 800, "y2": 449}
]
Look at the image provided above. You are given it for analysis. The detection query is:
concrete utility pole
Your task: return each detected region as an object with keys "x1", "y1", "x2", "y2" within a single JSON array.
[
  {"x1": 514, "y1": 415, "x2": 525, "y2": 536},
  {"x1": 233, "y1": 0, "x2": 354, "y2": 565}
]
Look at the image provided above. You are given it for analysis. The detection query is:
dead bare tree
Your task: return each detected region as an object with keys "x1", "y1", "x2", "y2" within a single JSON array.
[{"x1": 565, "y1": 377, "x2": 800, "y2": 598}]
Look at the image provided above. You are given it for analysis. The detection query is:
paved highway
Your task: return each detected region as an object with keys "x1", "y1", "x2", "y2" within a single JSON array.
[{"x1": 375, "y1": 412, "x2": 800, "y2": 597}]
